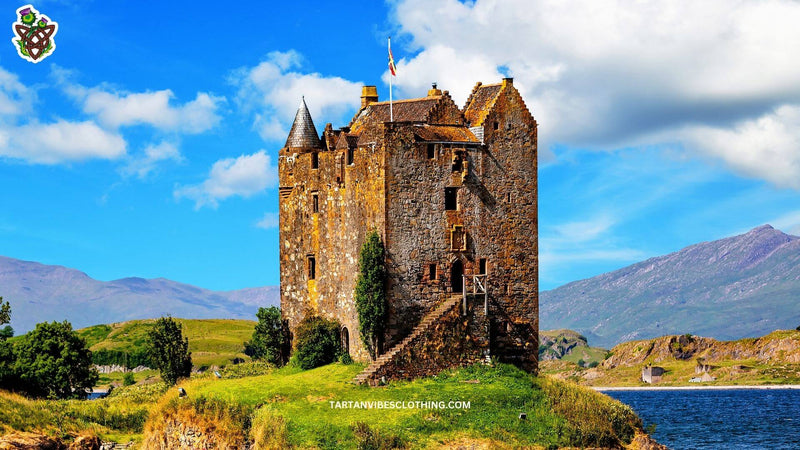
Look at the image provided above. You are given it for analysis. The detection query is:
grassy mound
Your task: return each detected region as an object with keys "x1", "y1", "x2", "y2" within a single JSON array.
[
  {"x1": 77, "y1": 318, "x2": 256, "y2": 368},
  {"x1": 0, "y1": 381, "x2": 168, "y2": 445},
  {"x1": 143, "y1": 362, "x2": 642, "y2": 449}
]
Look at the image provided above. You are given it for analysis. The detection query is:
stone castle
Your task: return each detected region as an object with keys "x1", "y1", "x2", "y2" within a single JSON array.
[{"x1": 278, "y1": 79, "x2": 538, "y2": 383}]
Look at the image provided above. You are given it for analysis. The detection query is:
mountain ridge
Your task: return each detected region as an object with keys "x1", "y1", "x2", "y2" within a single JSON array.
[
  {"x1": 541, "y1": 224, "x2": 800, "y2": 348},
  {"x1": 0, "y1": 255, "x2": 278, "y2": 334}
]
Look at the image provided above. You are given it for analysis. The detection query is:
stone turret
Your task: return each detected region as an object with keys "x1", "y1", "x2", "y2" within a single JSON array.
[{"x1": 285, "y1": 98, "x2": 322, "y2": 151}]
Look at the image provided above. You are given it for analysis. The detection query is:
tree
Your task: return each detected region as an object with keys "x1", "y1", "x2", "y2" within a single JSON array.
[
  {"x1": 0, "y1": 298, "x2": 13, "y2": 388},
  {"x1": 13, "y1": 321, "x2": 98, "y2": 399},
  {"x1": 354, "y1": 231, "x2": 387, "y2": 359},
  {"x1": 146, "y1": 317, "x2": 192, "y2": 385},
  {"x1": 0, "y1": 326, "x2": 13, "y2": 340},
  {"x1": 294, "y1": 315, "x2": 341, "y2": 370},
  {"x1": 0, "y1": 297, "x2": 9, "y2": 326},
  {"x1": 244, "y1": 306, "x2": 290, "y2": 366}
]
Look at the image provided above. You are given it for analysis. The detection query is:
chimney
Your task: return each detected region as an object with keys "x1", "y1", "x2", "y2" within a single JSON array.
[
  {"x1": 361, "y1": 86, "x2": 378, "y2": 108},
  {"x1": 502, "y1": 77, "x2": 514, "y2": 87},
  {"x1": 428, "y1": 82, "x2": 442, "y2": 97}
]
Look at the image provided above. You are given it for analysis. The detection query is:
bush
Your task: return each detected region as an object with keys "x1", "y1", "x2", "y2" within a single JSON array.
[
  {"x1": 123, "y1": 372, "x2": 136, "y2": 386},
  {"x1": 294, "y1": 315, "x2": 341, "y2": 370},
  {"x1": 587, "y1": 361, "x2": 599, "y2": 369},
  {"x1": 244, "y1": 306, "x2": 291, "y2": 366},
  {"x1": 13, "y1": 321, "x2": 98, "y2": 399},
  {"x1": 355, "y1": 231, "x2": 387, "y2": 359},
  {"x1": 352, "y1": 422, "x2": 406, "y2": 450},
  {"x1": 146, "y1": 317, "x2": 192, "y2": 385}
]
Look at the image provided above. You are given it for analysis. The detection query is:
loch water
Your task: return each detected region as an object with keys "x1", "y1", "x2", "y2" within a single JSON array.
[{"x1": 605, "y1": 388, "x2": 800, "y2": 449}]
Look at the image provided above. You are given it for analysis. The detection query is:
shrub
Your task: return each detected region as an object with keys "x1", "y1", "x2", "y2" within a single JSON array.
[
  {"x1": 13, "y1": 320, "x2": 98, "y2": 399},
  {"x1": 587, "y1": 361, "x2": 599, "y2": 369},
  {"x1": 355, "y1": 231, "x2": 387, "y2": 359},
  {"x1": 123, "y1": 372, "x2": 136, "y2": 386},
  {"x1": 352, "y1": 422, "x2": 406, "y2": 450},
  {"x1": 244, "y1": 306, "x2": 291, "y2": 366},
  {"x1": 294, "y1": 315, "x2": 341, "y2": 370},
  {"x1": 146, "y1": 316, "x2": 192, "y2": 385}
]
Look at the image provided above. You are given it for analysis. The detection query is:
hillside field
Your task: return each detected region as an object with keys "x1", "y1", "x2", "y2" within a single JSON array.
[{"x1": 77, "y1": 318, "x2": 256, "y2": 369}]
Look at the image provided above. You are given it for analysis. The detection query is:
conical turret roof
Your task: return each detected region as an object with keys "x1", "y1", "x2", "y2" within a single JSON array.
[{"x1": 285, "y1": 98, "x2": 323, "y2": 150}]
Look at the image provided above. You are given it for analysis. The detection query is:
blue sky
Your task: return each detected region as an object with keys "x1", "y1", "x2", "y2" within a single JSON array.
[{"x1": 2, "y1": 0, "x2": 800, "y2": 291}]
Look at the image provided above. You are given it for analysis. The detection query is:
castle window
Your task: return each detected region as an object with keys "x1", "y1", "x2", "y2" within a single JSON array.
[
  {"x1": 311, "y1": 152, "x2": 319, "y2": 169},
  {"x1": 445, "y1": 187, "x2": 458, "y2": 211},
  {"x1": 427, "y1": 143, "x2": 436, "y2": 160},
  {"x1": 451, "y1": 225, "x2": 466, "y2": 251},
  {"x1": 307, "y1": 255, "x2": 316, "y2": 280},
  {"x1": 493, "y1": 121, "x2": 499, "y2": 131},
  {"x1": 479, "y1": 258, "x2": 487, "y2": 275},
  {"x1": 347, "y1": 147, "x2": 355, "y2": 165},
  {"x1": 312, "y1": 193, "x2": 319, "y2": 213},
  {"x1": 452, "y1": 151, "x2": 463, "y2": 172},
  {"x1": 428, "y1": 263, "x2": 437, "y2": 281}
]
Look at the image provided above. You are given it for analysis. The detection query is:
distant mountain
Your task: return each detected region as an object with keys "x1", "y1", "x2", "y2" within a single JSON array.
[
  {"x1": 541, "y1": 225, "x2": 800, "y2": 348},
  {"x1": 0, "y1": 256, "x2": 279, "y2": 334}
]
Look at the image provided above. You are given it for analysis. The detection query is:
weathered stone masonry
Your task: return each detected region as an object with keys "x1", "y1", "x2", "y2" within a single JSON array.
[{"x1": 279, "y1": 79, "x2": 538, "y2": 380}]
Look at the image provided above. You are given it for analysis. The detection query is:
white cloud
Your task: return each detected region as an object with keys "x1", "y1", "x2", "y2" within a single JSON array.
[
  {"x1": 390, "y1": 0, "x2": 800, "y2": 186},
  {"x1": 230, "y1": 50, "x2": 362, "y2": 141},
  {"x1": 53, "y1": 67, "x2": 225, "y2": 133},
  {"x1": 256, "y1": 212, "x2": 280, "y2": 230},
  {"x1": 80, "y1": 89, "x2": 225, "y2": 133},
  {"x1": 0, "y1": 120, "x2": 126, "y2": 164},
  {"x1": 677, "y1": 105, "x2": 800, "y2": 189},
  {"x1": 552, "y1": 216, "x2": 615, "y2": 243},
  {"x1": 0, "y1": 67, "x2": 33, "y2": 117},
  {"x1": 174, "y1": 150, "x2": 277, "y2": 209},
  {"x1": 122, "y1": 141, "x2": 183, "y2": 178}
]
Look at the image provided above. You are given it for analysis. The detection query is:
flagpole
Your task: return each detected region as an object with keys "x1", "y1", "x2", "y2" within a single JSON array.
[{"x1": 389, "y1": 37, "x2": 393, "y2": 123}]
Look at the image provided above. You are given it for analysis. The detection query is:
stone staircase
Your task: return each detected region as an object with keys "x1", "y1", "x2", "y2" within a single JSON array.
[{"x1": 354, "y1": 295, "x2": 463, "y2": 385}]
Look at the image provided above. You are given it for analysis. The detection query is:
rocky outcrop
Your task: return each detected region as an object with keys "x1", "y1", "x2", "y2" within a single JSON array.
[
  {"x1": 604, "y1": 330, "x2": 800, "y2": 369},
  {"x1": 92, "y1": 365, "x2": 150, "y2": 374},
  {"x1": 0, "y1": 433, "x2": 100, "y2": 450}
]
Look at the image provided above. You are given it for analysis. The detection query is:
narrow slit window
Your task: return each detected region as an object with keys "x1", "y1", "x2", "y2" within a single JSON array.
[
  {"x1": 427, "y1": 143, "x2": 436, "y2": 159},
  {"x1": 479, "y1": 258, "x2": 487, "y2": 275},
  {"x1": 307, "y1": 256, "x2": 316, "y2": 280},
  {"x1": 312, "y1": 193, "x2": 319, "y2": 213},
  {"x1": 311, "y1": 152, "x2": 319, "y2": 169},
  {"x1": 493, "y1": 121, "x2": 499, "y2": 131},
  {"x1": 428, "y1": 263, "x2": 437, "y2": 280},
  {"x1": 347, "y1": 147, "x2": 355, "y2": 165},
  {"x1": 445, "y1": 187, "x2": 458, "y2": 211}
]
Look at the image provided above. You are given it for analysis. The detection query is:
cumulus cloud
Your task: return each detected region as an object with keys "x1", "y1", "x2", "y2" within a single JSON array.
[
  {"x1": 230, "y1": 50, "x2": 362, "y2": 141},
  {"x1": 122, "y1": 141, "x2": 183, "y2": 179},
  {"x1": 390, "y1": 0, "x2": 800, "y2": 186},
  {"x1": 54, "y1": 67, "x2": 225, "y2": 133},
  {"x1": 0, "y1": 67, "x2": 33, "y2": 117},
  {"x1": 174, "y1": 150, "x2": 277, "y2": 209},
  {"x1": 256, "y1": 212, "x2": 280, "y2": 230},
  {"x1": 0, "y1": 120, "x2": 126, "y2": 164}
]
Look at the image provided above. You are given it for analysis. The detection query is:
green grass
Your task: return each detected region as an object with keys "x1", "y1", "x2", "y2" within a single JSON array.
[
  {"x1": 77, "y1": 318, "x2": 256, "y2": 368},
  {"x1": 143, "y1": 362, "x2": 641, "y2": 449},
  {"x1": 0, "y1": 381, "x2": 169, "y2": 445}
]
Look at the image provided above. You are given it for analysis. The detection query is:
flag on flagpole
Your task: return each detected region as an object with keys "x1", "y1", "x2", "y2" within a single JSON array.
[
  {"x1": 388, "y1": 38, "x2": 397, "y2": 76},
  {"x1": 388, "y1": 37, "x2": 395, "y2": 122}
]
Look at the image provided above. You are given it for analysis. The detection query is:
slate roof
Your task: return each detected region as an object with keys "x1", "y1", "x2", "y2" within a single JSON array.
[
  {"x1": 413, "y1": 125, "x2": 479, "y2": 143},
  {"x1": 350, "y1": 97, "x2": 441, "y2": 134},
  {"x1": 285, "y1": 98, "x2": 323, "y2": 149},
  {"x1": 463, "y1": 83, "x2": 502, "y2": 127}
]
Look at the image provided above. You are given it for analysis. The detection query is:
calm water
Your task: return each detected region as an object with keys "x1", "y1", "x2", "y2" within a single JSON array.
[{"x1": 605, "y1": 389, "x2": 800, "y2": 449}]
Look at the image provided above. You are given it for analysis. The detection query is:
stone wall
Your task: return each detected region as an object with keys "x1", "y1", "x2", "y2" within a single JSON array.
[
  {"x1": 367, "y1": 295, "x2": 490, "y2": 383},
  {"x1": 279, "y1": 137, "x2": 386, "y2": 361}
]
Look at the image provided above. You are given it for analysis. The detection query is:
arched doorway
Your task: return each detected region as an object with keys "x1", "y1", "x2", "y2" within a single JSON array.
[
  {"x1": 341, "y1": 327, "x2": 350, "y2": 355},
  {"x1": 451, "y1": 260, "x2": 463, "y2": 293}
]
